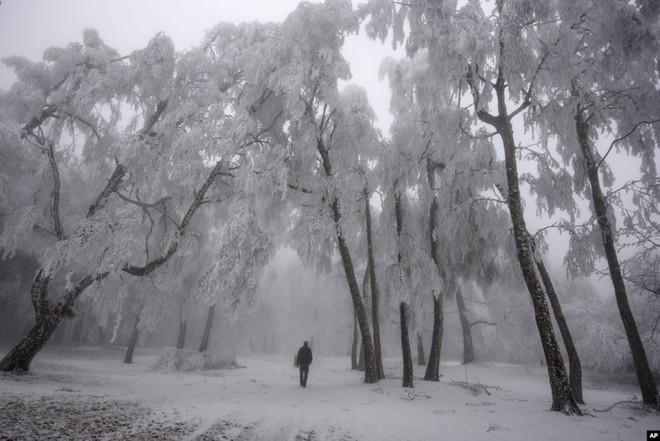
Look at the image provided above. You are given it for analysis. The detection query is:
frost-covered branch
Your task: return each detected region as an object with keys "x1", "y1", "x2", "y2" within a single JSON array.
[
  {"x1": 596, "y1": 119, "x2": 660, "y2": 170},
  {"x1": 46, "y1": 142, "x2": 66, "y2": 240},
  {"x1": 122, "y1": 161, "x2": 227, "y2": 277},
  {"x1": 87, "y1": 164, "x2": 127, "y2": 218}
]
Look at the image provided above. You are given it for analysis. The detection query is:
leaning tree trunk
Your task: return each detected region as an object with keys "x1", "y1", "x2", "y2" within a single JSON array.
[
  {"x1": 0, "y1": 313, "x2": 63, "y2": 371},
  {"x1": 456, "y1": 287, "x2": 475, "y2": 365},
  {"x1": 400, "y1": 302, "x2": 414, "y2": 388},
  {"x1": 199, "y1": 304, "x2": 216, "y2": 353},
  {"x1": 336, "y1": 228, "x2": 377, "y2": 383},
  {"x1": 351, "y1": 311, "x2": 359, "y2": 370},
  {"x1": 0, "y1": 271, "x2": 103, "y2": 372},
  {"x1": 424, "y1": 160, "x2": 445, "y2": 381},
  {"x1": 317, "y1": 135, "x2": 378, "y2": 383},
  {"x1": 123, "y1": 315, "x2": 140, "y2": 364},
  {"x1": 364, "y1": 185, "x2": 385, "y2": 379},
  {"x1": 575, "y1": 108, "x2": 659, "y2": 406},
  {"x1": 535, "y1": 254, "x2": 583, "y2": 403},
  {"x1": 469, "y1": 62, "x2": 580, "y2": 413}
]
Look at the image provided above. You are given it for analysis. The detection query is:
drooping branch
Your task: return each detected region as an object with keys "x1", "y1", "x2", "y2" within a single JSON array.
[{"x1": 596, "y1": 119, "x2": 660, "y2": 170}]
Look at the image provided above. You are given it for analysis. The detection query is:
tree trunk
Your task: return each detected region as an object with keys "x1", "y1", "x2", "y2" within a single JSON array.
[
  {"x1": 400, "y1": 302, "x2": 414, "y2": 388},
  {"x1": 199, "y1": 304, "x2": 215, "y2": 353},
  {"x1": 416, "y1": 333, "x2": 426, "y2": 365},
  {"x1": 351, "y1": 311, "x2": 359, "y2": 370},
  {"x1": 424, "y1": 295, "x2": 443, "y2": 381},
  {"x1": 364, "y1": 185, "x2": 385, "y2": 379},
  {"x1": 0, "y1": 313, "x2": 63, "y2": 371},
  {"x1": 123, "y1": 315, "x2": 140, "y2": 364},
  {"x1": 535, "y1": 255, "x2": 583, "y2": 403},
  {"x1": 575, "y1": 108, "x2": 658, "y2": 406},
  {"x1": 358, "y1": 340, "x2": 366, "y2": 371},
  {"x1": 333, "y1": 200, "x2": 378, "y2": 383},
  {"x1": 317, "y1": 134, "x2": 377, "y2": 384},
  {"x1": 471, "y1": 63, "x2": 580, "y2": 413},
  {"x1": 456, "y1": 287, "x2": 475, "y2": 364},
  {"x1": 176, "y1": 320, "x2": 187, "y2": 350},
  {"x1": 424, "y1": 161, "x2": 444, "y2": 381}
]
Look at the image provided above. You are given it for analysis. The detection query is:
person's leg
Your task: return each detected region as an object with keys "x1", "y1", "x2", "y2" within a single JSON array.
[
  {"x1": 299, "y1": 366, "x2": 304, "y2": 386},
  {"x1": 302, "y1": 365, "x2": 309, "y2": 387}
]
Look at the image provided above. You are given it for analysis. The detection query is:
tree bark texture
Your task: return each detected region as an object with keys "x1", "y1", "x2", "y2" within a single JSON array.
[
  {"x1": 400, "y1": 302, "x2": 414, "y2": 388},
  {"x1": 424, "y1": 295, "x2": 443, "y2": 381},
  {"x1": 351, "y1": 312, "x2": 359, "y2": 370},
  {"x1": 424, "y1": 162, "x2": 444, "y2": 381},
  {"x1": 0, "y1": 313, "x2": 63, "y2": 371},
  {"x1": 575, "y1": 109, "x2": 658, "y2": 406},
  {"x1": 469, "y1": 63, "x2": 580, "y2": 413},
  {"x1": 535, "y1": 255, "x2": 583, "y2": 403},
  {"x1": 364, "y1": 186, "x2": 385, "y2": 379},
  {"x1": 199, "y1": 304, "x2": 216, "y2": 353},
  {"x1": 123, "y1": 315, "x2": 140, "y2": 364},
  {"x1": 456, "y1": 287, "x2": 475, "y2": 365}
]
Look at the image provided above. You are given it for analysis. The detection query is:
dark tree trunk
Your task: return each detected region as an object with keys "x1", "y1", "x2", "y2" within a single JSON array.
[
  {"x1": 351, "y1": 311, "x2": 359, "y2": 370},
  {"x1": 400, "y1": 302, "x2": 414, "y2": 388},
  {"x1": 123, "y1": 315, "x2": 140, "y2": 364},
  {"x1": 424, "y1": 161, "x2": 444, "y2": 381},
  {"x1": 316, "y1": 133, "x2": 377, "y2": 383},
  {"x1": 358, "y1": 340, "x2": 366, "y2": 371},
  {"x1": 0, "y1": 313, "x2": 63, "y2": 371},
  {"x1": 199, "y1": 304, "x2": 215, "y2": 353},
  {"x1": 364, "y1": 185, "x2": 385, "y2": 379},
  {"x1": 333, "y1": 205, "x2": 378, "y2": 382},
  {"x1": 358, "y1": 263, "x2": 369, "y2": 372},
  {"x1": 575, "y1": 108, "x2": 658, "y2": 406},
  {"x1": 456, "y1": 287, "x2": 475, "y2": 364},
  {"x1": 535, "y1": 255, "x2": 583, "y2": 403},
  {"x1": 416, "y1": 333, "x2": 426, "y2": 365},
  {"x1": 468, "y1": 57, "x2": 580, "y2": 413},
  {"x1": 424, "y1": 295, "x2": 443, "y2": 381},
  {"x1": 176, "y1": 320, "x2": 187, "y2": 350},
  {"x1": 1, "y1": 271, "x2": 100, "y2": 372}
]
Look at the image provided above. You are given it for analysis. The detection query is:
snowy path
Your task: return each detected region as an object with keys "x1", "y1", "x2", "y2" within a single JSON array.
[{"x1": 1, "y1": 347, "x2": 658, "y2": 440}]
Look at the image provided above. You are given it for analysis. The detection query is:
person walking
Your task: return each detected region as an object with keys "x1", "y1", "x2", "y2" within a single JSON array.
[{"x1": 296, "y1": 341, "x2": 313, "y2": 387}]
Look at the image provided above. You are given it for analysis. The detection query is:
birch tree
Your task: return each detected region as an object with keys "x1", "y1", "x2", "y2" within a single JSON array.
[
  {"x1": 0, "y1": 26, "x2": 271, "y2": 372},
  {"x1": 360, "y1": 0, "x2": 581, "y2": 413}
]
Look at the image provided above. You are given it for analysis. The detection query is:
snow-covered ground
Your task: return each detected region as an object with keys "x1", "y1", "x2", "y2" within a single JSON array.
[{"x1": 1, "y1": 346, "x2": 658, "y2": 440}]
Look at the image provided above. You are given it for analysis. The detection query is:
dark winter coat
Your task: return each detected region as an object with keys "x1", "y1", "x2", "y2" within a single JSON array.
[{"x1": 297, "y1": 345, "x2": 313, "y2": 367}]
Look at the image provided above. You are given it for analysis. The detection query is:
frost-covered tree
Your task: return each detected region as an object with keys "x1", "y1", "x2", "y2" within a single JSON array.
[
  {"x1": 227, "y1": 0, "x2": 382, "y2": 383},
  {"x1": 360, "y1": 0, "x2": 581, "y2": 413},
  {"x1": 532, "y1": 0, "x2": 660, "y2": 406},
  {"x1": 0, "y1": 26, "x2": 273, "y2": 372}
]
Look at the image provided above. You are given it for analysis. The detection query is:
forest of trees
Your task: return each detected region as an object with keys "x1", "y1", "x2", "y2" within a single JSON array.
[{"x1": 0, "y1": 0, "x2": 658, "y2": 414}]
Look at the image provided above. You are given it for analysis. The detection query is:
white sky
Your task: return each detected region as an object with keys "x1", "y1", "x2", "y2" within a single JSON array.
[{"x1": 0, "y1": 0, "x2": 399, "y2": 131}]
